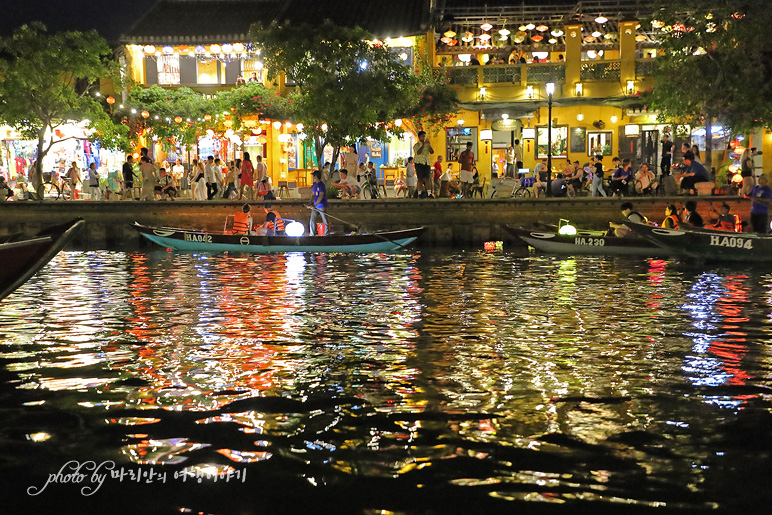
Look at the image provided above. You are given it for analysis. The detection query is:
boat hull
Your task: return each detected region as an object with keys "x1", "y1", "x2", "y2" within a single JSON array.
[
  {"x1": 627, "y1": 222, "x2": 772, "y2": 262},
  {"x1": 134, "y1": 223, "x2": 425, "y2": 253},
  {"x1": 0, "y1": 218, "x2": 85, "y2": 300},
  {"x1": 503, "y1": 225, "x2": 676, "y2": 257}
]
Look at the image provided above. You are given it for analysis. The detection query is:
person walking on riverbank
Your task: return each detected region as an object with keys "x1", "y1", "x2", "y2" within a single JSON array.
[
  {"x1": 87, "y1": 162, "x2": 100, "y2": 200},
  {"x1": 591, "y1": 156, "x2": 607, "y2": 197},
  {"x1": 458, "y1": 142, "x2": 475, "y2": 198},
  {"x1": 239, "y1": 152, "x2": 254, "y2": 201},
  {"x1": 413, "y1": 130, "x2": 434, "y2": 198},
  {"x1": 121, "y1": 155, "x2": 135, "y2": 200},
  {"x1": 139, "y1": 156, "x2": 155, "y2": 201}
]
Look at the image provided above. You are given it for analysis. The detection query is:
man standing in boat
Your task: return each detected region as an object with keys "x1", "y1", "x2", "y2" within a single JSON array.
[
  {"x1": 309, "y1": 170, "x2": 328, "y2": 235},
  {"x1": 749, "y1": 174, "x2": 772, "y2": 234}
]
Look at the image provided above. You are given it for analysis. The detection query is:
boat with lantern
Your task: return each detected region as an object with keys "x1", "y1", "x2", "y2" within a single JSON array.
[
  {"x1": 133, "y1": 222, "x2": 425, "y2": 253},
  {"x1": 626, "y1": 221, "x2": 772, "y2": 262},
  {"x1": 1, "y1": 218, "x2": 85, "y2": 301},
  {"x1": 503, "y1": 221, "x2": 676, "y2": 257}
]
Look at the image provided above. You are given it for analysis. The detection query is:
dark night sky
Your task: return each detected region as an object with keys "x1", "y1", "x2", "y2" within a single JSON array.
[{"x1": 0, "y1": 0, "x2": 160, "y2": 42}]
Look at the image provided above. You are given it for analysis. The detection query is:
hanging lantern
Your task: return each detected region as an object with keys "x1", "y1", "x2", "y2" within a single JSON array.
[
  {"x1": 462, "y1": 31, "x2": 474, "y2": 43},
  {"x1": 448, "y1": 39, "x2": 458, "y2": 46},
  {"x1": 444, "y1": 30, "x2": 456, "y2": 38},
  {"x1": 548, "y1": 38, "x2": 558, "y2": 44},
  {"x1": 174, "y1": 116, "x2": 183, "y2": 123},
  {"x1": 272, "y1": 121, "x2": 282, "y2": 130},
  {"x1": 551, "y1": 29, "x2": 564, "y2": 37},
  {"x1": 210, "y1": 44, "x2": 222, "y2": 53},
  {"x1": 162, "y1": 46, "x2": 174, "y2": 55},
  {"x1": 143, "y1": 45, "x2": 156, "y2": 54},
  {"x1": 536, "y1": 24, "x2": 549, "y2": 32},
  {"x1": 478, "y1": 33, "x2": 492, "y2": 42},
  {"x1": 480, "y1": 22, "x2": 493, "y2": 31},
  {"x1": 194, "y1": 45, "x2": 206, "y2": 54},
  {"x1": 498, "y1": 28, "x2": 510, "y2": 37},
  {"x1": 635, "y1": 34, "x2": 647, "y2": 42},
  {"x1": 233, "y1": 43, "x2": 245, "y2": 52},
  {"x1": 222, "y1": 43, "x2": 233, "y2": 53},
  {"x1": 178, "y1": 45, "x2": 189, "y2": 54},
  {"x1": 105, "y1": 96, "x2": 115, "y2": 105},
  {"x1": 224, "y1": 119, "x2": 233, "y2": 127},
  {"x1": 441, "y1": 36, "x2": 453, "y2": 44},
  {"x1": 257, "y1": 135, "x2": 268, "y2": 144},
  {"x1": 518, "y1": 25, "x2": 527, "y2": 31},
  {"x1": 531, "y1": 34, "x2": 543, "y2": 42},
  {"x1": 525, "y1": 23, "x2": 535, "y2": 30},
  {"x1": 595, "y1": 16, "x2": 608, "y2": 24},
  {"x1": 141, "y1": 110, "x2": 150, "y2": 119},
  {"x1": 592, "y1": 31, "x2": 602, "y2": 38},
  {"x1": 204, "y1": 114, "x2": 212, "y2": 121}
]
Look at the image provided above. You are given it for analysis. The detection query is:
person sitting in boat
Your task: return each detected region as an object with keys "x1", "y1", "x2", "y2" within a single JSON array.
[
  {"x1": 332, "y1": 169, "x2": 360, "y2": 198},
  {"x1": 609, "y1": 201, "x2": 648, "y2": 237},
  {"x1": 682, "y1": 199, "x2": 704, "y2": 227},
  {"x1": 662, "y1": 204, "x2": 680, "y2": 229},
  {"x1": 257, "y1": 204, "x2": 285, "y2": 236},
  {"x1": 229, "y1": 203, "x2": 253, "y2": 235},
  {"x1": 709, "y1": 203, "x2": 741, "y2": 232},
  {"x1": 677, "y1": 153, "x2": 711, "y2": 195}
]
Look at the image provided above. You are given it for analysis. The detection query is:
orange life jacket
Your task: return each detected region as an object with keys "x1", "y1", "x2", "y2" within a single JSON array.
[
  {"x1": 266, "y1": 211, "x2": 285, "y2": 233},
  {"x1": 713, "y1": 213, "x2": 742, "y2": 232},
  {"x1": 662, "y1": 215, "x2": 679, "y2": 229},
  {"x1": 232, "y1": 212, "x2": 251, "y2": 234}
]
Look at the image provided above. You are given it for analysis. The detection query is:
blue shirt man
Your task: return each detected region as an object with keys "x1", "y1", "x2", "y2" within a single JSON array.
[{"x1": 309, "y1": 170, "x2": 328, "y2": 235}]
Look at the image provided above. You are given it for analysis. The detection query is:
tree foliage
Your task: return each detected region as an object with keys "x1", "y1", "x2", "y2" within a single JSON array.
[
  {"x1": 251, "y1": 20, "x2": 457, "y2": 167},
  {"x1": 647, "y1": 0, "x2": 772, "y2": 165},
  {"x1": 0, "y1": 23, "x2": 120, "y2": 186}
]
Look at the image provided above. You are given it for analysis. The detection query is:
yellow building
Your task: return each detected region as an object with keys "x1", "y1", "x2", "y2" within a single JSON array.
[{"x1": 118, "y1": 0, "x2": 768, "y2": 186}]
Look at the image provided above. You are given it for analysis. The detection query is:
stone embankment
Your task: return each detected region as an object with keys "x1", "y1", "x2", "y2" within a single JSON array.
[{"x1": 0, "y1": 196, "x2": 753, "y2": 249}]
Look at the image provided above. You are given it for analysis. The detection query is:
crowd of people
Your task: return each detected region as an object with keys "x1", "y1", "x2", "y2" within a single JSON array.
[{"x1": 118, "y1": 148, "x2": 276, "y2": 202}]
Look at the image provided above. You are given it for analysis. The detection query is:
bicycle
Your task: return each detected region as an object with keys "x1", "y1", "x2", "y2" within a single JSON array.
[
  {"x1": 360, "y1": 170, "x2": 379, "y2": 199},
  {"x1": 36, "y1": 172, "x2": 61, "y2": 200},
  {"x1": 59, "y1": 178, "x2": 76, "y2": 200},
  {"x1": 512, "y1": 177, "x2": 533, "y2": 198}
]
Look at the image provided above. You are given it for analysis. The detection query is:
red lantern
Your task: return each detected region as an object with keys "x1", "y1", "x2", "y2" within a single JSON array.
[
  {"x1": 174, "y1": 116, "x2": 183, "y2": 123},
  {"x1": 105, "y1": 96, "x2": 115, "y2": 105},
  {"x1": 204, "y1": 114, "x2": 212, "y2": 122},
  {"x1": 141, "y1": 110, "x2": 150, "y2": 119}
]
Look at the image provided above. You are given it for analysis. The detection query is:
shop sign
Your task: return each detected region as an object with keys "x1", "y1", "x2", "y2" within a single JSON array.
[
  {"x1": 371, "y1": 146, "x2": 383, "y2": 158},
  {"x1": 492, "y1": 119, "x2": 518, "y2": 132}
]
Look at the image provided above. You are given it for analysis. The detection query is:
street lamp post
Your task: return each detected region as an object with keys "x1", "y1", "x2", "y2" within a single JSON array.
[{"x1": 545, "y1": 82, "x2": 555, "y2": 196}]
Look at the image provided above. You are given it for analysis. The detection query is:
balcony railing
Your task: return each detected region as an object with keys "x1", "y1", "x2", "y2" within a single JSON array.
[
  {"x1": 635, "y1": 59, "x2": 656, "y2": 78},
  {"x1": 580, "y1": 60, "x2": 621, "y2": 80},
  {"x1": 482, "y1": 65, "x2": 522, "y2": 85},
  {"x1": 525, "y1": 64, "x2": 566, "y2": 83},
  {"x1": 445, "y1": 67, "x2": 478, "y2": 86}
]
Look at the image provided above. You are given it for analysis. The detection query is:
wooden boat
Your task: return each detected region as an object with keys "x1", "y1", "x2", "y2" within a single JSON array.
[
  {"x1": 133, "y1": 223, "x2": 425, "y2": 253},
  {"x1": 626, "y1": 221, "x2": 772, "y2": 262},
  {"x1": 503, "y1": 224, "x2": 676, "y2": 257},
  {"x1": 0, "y1": 218, "x2": 85, "y2": 301}
]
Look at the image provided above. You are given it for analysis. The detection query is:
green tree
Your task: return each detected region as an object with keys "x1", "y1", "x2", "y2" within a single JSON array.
[
  {"x1": 251, "y1": 20, "x2": 456, "y2": 168},
  {"x1": 647, "y1": 0, "x2": 772, "y2": 169},
  {"x1": 0, "y1": 23, "x2": 120, "y2": 188}
]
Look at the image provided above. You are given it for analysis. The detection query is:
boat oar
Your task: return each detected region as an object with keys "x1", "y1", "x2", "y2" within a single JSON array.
[{"x1": 305, "y1": 206, "x2": 415, "y2": 251}]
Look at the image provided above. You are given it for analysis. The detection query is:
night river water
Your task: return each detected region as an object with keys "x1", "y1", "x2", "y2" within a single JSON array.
[{"x1": 1, "y1": 249, "x2": 771, "y2": 514}]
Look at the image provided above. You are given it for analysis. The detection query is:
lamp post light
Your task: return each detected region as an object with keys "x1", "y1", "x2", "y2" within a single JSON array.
[{"x1": 545, "y1": 82, "x2": 555, "y2": 196}]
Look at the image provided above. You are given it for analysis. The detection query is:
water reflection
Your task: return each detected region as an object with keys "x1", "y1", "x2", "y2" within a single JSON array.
[{"x1": 1, "y1": 251, "x2": 771, "y2": 512}]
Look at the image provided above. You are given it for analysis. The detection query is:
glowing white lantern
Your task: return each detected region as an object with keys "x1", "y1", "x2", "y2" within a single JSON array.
[{"x1": 285, "y1": 221, "x2": 305, "y2": 237}]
